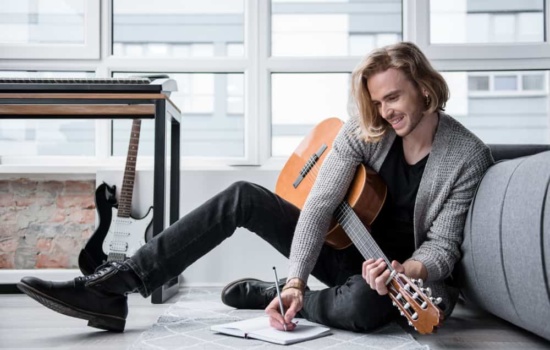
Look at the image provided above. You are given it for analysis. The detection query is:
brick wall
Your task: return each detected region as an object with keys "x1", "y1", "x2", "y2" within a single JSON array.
[{"x1": 0, "y1": 178, "x2": 95, "y2": 269}]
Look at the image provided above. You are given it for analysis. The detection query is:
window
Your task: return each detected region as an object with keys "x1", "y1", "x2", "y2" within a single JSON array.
[
  {"x1": 271, "y1": 73, "x2": 350, "y2": 156},
  {"x1": 112, "y1": 72, "x2": 245, "y2": 158},
  {"x1": 112, "y1": 0, "x2": 244, "y2": 58},
  {"x1": 1, "y1": 0, "x2": 550, "y2": 168},
  {"x1": 0, "y1": 71, "x2": 96, "y2": 157},
  {"x1": 468, "y1": 76, "x2": 489, "y2": 91},
  {"x1": 467, "y1": 72, "x2": 546, "y2": 94},
  {"x1": 0, "y1": 0, "x2": 99, "y2": 59},
  {"x1": 494, "y1": 75, "x2": 517, "y2": 91},
  {"x1": 443, "y1": 70, "x2": 550, "y2": 144},
  {"x1": 271, "y1": 0, "x2": 402, "y2": 56},
  {"x1": 430, "y1": 0, "x2": 544, "y2": 44},
  {"x1": 523, "y1": 74, "x2": 545, "y2": 91}
]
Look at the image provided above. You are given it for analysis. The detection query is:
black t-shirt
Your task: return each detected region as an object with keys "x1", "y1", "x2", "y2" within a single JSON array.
[{"x1": 370, "y1": 137, "x2": 429, "y2": 263}]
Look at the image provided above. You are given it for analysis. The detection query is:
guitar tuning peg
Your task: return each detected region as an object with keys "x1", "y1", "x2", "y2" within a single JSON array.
[
  {"x1": 434, "y1": 297, "x2": 442, "y2": 305},
  {"x1": 416, "y1": 278, "x2": 423, "y2": 287},
  {"x1": 423, "y1": 287, "x2": 432, "y2": 297},
  {"x1": 392, "y1": 301, "x2": 397, "y2": 307},
  {"x1": 408, "y1": 321, "x2": 413, "y2": 326},
  {"x1": 400, "y1": 311, "x2": 404, "y2": 316},
  {"x1": 411, "y1": 278, "x2": 416, "y2": 284}
]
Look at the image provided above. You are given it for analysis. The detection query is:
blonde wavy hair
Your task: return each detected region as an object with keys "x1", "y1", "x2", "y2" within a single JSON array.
[{"x1": 350, "y1": 42, "x2": 449, "y2": 142}]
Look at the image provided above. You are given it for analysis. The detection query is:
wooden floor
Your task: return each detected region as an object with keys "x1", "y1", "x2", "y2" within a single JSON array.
[{"x1": 1, "y1": 290, "x2": 549, "y2": 349}]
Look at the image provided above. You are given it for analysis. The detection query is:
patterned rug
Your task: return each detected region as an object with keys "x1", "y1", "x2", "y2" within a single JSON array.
[{"x1": 130, "y1": 287, "x2": 429, "y2": 349}]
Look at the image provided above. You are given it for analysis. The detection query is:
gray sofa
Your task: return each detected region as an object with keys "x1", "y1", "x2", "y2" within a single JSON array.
[{"x1": 457, "y1": 144, "x2": 550, "y2": 341}]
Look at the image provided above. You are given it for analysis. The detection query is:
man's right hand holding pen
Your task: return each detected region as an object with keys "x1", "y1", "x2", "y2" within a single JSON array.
[{"x1": 265, "y1": 277, "x2": 306, "y2": 331}]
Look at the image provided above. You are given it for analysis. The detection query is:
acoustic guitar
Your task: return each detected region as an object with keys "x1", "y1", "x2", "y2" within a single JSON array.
[
  {"x1": 78, "y1": 119, "x2": 153, "y2": 275},
  {"x1": 275, "y1": 118, "x2": 443, "y2": 334}
]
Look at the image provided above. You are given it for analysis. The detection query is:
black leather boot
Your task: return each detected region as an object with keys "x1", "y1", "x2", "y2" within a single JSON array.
[
  {"x1": 17, "y1": 261, "x2": 142, "y2": 332},
  {"x1": 221, "y1": 278, "x2": 287, "y2": 309}
]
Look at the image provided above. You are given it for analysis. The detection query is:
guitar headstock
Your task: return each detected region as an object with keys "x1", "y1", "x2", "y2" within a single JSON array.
[{"x1": 388, "y1": 273, "x2": 443, "y2": 334}]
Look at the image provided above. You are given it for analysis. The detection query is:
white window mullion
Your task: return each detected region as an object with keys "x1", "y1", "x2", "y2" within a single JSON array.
[
  {"x1": 403, "y1": 0, "x2": 426, "y2": 45},
  {"x1": 101, "y1": 0, "x2": 113, "y2": 59},
  {"x1": 257, "y1": 0, "x2": 271, "y2": 163},
  {"x1": 242, "y1": 0, "x2": 261, "y2": 165}
]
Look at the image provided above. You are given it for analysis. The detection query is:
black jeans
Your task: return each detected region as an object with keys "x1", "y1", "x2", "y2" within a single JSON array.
[{"x1": 127, "y1": 181, "x2": 398, "y2": 331}]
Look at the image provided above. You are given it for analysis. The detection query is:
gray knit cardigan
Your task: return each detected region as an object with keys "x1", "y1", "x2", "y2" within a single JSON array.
[{"x1": 287, "y1": 112, "x2": 494, "y2": 317}]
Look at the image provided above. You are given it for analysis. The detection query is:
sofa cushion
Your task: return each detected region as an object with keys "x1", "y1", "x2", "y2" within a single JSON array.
[{"x1": 459, "y1": 150, "x2": 550, "y2": 341}]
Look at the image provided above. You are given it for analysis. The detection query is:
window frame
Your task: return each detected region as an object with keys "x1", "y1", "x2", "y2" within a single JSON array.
[
  {"x1": 1, "y1": 0, "x2": 550, "y2": 172},
  {"x1": 0, "y1": 0, "x2": 100, "y2": 60},
  {"x1": 411, "y1": 0, "x2": 550, "y2": 71}
]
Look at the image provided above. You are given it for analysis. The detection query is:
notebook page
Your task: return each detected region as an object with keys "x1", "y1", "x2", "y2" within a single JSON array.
[
  {"x1": 211, "y1": 316, "x2": 271, "y2": 333},
  {"x1": 251, "y1": 324, "x2": 331, "y2": 345}
]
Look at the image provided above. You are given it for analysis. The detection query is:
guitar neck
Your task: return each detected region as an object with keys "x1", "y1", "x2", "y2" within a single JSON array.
[
  {"x1": 335, "y1": 201, "x2": 393, "y2": 269},
  {"x1": 117, "y1": 119, "x2": 141, "y2": 218}
]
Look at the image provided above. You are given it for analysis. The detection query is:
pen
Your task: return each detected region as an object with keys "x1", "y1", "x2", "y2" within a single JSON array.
[{"x1": 272, "y1": 266, "x2": 287, "y2": 331}]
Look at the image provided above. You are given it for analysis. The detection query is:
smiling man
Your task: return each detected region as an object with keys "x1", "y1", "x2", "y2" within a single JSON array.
[{"x1": 17, "y1": 42, "x2": 494, "y2": 334}]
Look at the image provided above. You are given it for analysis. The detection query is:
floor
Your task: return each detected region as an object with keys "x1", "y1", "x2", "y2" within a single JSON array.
[{"x1": 1, "y1": 289, "x2": 549, "y2": 350}]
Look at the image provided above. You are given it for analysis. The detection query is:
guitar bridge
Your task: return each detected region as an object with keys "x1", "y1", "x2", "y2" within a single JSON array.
[{"x1": 293, "y1": 144, "x2": 328, "y2": 188}]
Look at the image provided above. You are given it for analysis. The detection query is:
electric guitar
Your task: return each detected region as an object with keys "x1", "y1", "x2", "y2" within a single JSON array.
[
  {"x1": 78, "y1": 119, "x2": 153, "y2": 275},
  {"x1": 275, "y1": 118, "x2": 443, "y2": 334}
]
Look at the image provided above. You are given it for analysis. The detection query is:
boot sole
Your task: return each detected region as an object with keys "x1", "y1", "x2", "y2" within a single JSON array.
[{"x1": 17, "y1": 281, "x2": 126, "y2": 332}]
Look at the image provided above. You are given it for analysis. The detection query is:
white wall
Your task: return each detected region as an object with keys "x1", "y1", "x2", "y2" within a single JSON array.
[{"x1": 97, "y1": 169, "x2": 323, "y2": 287}]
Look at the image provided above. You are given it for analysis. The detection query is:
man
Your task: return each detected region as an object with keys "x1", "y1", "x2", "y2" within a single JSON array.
[{"x1": 18, "y1": 42, "x2": 494, "y2": 333}]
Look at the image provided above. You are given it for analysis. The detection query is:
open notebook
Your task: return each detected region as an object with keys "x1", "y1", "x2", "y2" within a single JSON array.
[{"x1": 210, "y1": 316, "x2": 331, "y2": 345}]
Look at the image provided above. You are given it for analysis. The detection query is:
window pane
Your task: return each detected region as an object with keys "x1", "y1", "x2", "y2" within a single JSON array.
[
  {"x1": 112, "y1": 72, "x2": 244, "y2": 157},
  {"x1": 112, "y1": 0, "x2": 244, "y2": 58},
  {"x1": 522, "y1": 74, "x2": 544, "y2": 91},
  {"x1": 494, "y1": 75, "x2": 517, "y2": 91},
  {"x1": 468, "y1": 76, "x2": 489, "y2": 91},
  {"x1": 271, "y1": 0, "x2": 402, "y2": 57},
  {"x1": 226, "y1": 73, "x2": 244, "y2": 114},
  {"x1": 430, "y1": 0, "x2": 544, "y2": 44},
  {"x1": 442, "y1": 71, "x2": 549, "y2": 144},
  {"x1": 272, "y1": 73, "x2": 350, "y2": 156},
  {"x1": 0, "y1": 71, "x2": 95, "y2": 157},
  {"x1": 0, "y1": 0, "x2": 86, "y2": 45}
]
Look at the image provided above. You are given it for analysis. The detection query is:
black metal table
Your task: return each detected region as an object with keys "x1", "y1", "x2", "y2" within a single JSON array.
[{"x1": 0, "y1": 92, "x2": 181, "y2": 304}]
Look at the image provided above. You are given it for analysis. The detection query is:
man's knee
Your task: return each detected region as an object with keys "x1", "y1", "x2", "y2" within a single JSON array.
[{"x1": 340, "y1": 275, "x2": 394, "y2": 332}]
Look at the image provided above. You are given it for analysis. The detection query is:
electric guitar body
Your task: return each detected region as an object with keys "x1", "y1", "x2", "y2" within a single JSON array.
[
  {"x1": 78, "y1": 119, "x2": 152, "y2": 275},
  {"x1": 78, "y1": 182, "x2": 116, "y2": 275}
]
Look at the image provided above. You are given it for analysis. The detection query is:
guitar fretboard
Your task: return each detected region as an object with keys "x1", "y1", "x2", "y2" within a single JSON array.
[
  {"x1": 335, "y1": 201, "x2": 393, "y2": 268},
  {"x1": 117, "y1": 119, "x2": 141, "y2": 218}
]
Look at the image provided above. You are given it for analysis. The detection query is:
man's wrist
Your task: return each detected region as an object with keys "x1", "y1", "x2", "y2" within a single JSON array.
[{"x1": 283, "y1": 278, "x2": 306, "y2": 294}]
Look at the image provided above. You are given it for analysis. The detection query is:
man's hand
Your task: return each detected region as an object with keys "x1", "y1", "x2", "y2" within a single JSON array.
[
  {"x1": 362, "y1": 258, "x2": 405, "y2": 295},
  {"x1": 362, "y1": 258, "x2": 428, "y2": 295},
  {"x1": 265, "y1": 287, "x2": 303, "y2": 331}
]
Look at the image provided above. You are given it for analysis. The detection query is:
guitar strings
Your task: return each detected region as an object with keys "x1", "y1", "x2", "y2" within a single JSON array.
[
  {"x1": 284, "y1": 149, "x2": 434, "y2": 322},
  {"x1": 109, "y1": 119, "x2": 141, "y2": 262},
  {"x1": 302, "y1": 160, "x2": 398, "y2": 275}
]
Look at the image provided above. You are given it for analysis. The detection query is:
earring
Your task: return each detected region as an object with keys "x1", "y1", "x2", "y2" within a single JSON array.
[{"x1": 424, "y1": 95, "x2": 431, "y2": 107}]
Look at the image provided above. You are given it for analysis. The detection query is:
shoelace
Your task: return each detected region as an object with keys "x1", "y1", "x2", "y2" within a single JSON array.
[{"x1": 75, "y1": 261, "x2": 129, "y2": 284}]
